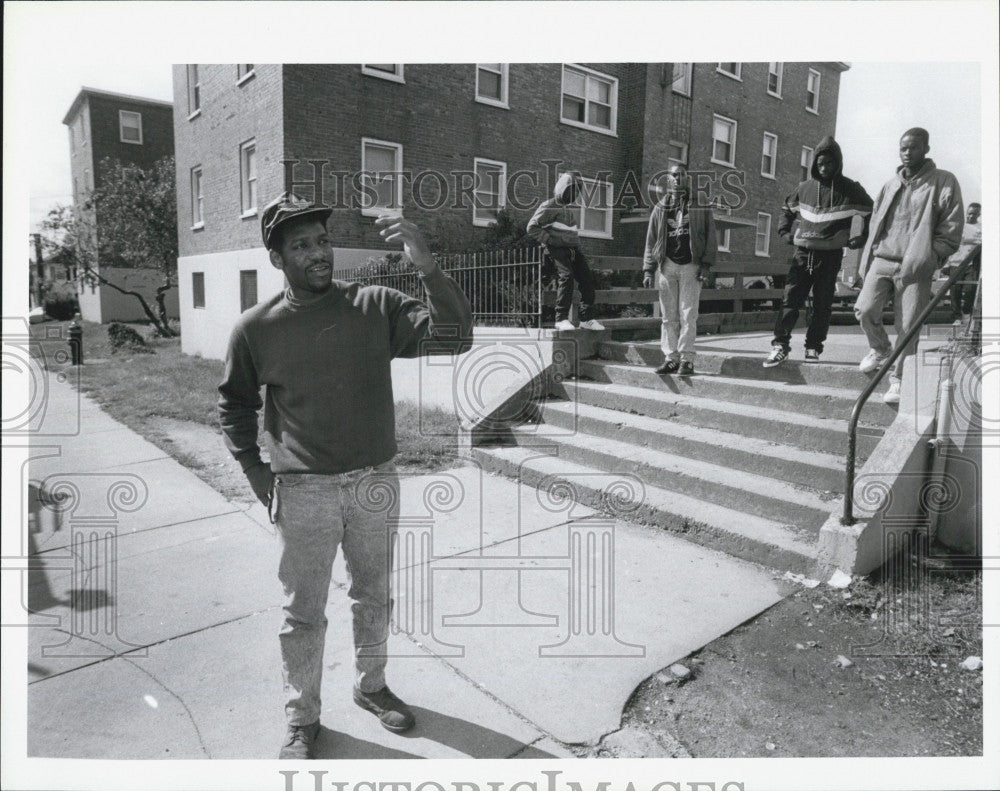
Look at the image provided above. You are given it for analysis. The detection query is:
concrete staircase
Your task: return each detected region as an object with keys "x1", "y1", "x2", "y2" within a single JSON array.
[{"x1": 470, "y1": 338, "x2": 897, "y2": 575}]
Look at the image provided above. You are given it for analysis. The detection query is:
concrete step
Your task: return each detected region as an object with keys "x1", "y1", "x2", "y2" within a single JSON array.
[
  {"x1": 471, "y1": 445, "x2": 819, "y2": 574},
  {"x1": 539, "y1": 399, "x2": 847, "y2": 492},
  {"x1": 504, "y1": 425, "x2": 837, "y2": 529},
  {"x1": 596, "y1": 340, "x2": 886, "y2": 391},
  {"x1": 576, "y1": 359, "x2": 898, "y2": 427},
  {"x1": 557, "y1": 379, "x2": 883, "y2": 459}
]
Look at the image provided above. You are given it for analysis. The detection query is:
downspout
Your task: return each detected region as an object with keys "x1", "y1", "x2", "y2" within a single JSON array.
[{"x1": 926, "y1": 353, "x2": 955, "y2": 539}]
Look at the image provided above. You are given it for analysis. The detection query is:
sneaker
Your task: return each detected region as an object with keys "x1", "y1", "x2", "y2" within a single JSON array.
[
  {"x1": 579, "y1": 319, "x2": 606, "y2": 331},
  {"x1": 804, "y1": 348, "x2": 820, "y2": 363},
  {"x1": 763, "y1": 346, "x2": 788, "y2": 368},
  {"x1": 353, "y1": 686, "x2": 415, "y2": 733},
  {"x1": 678, "y1": 360, "x2": 695, "y2": 376},
  {"x1": 883, "y1": 381, "x2": 901, "y2": 405},
  {"x1": 279, "y1": 721, "x2": 320, "y2": 759},
  {"x1": 859, "y1": 349, "x2": 889, "y2": 374},
  {"x1": 554, "y1": 319, "x2": 576, "y2": 332},
  {"x1": 654, "y1": 359, "x2": 680, "y2": 375}
]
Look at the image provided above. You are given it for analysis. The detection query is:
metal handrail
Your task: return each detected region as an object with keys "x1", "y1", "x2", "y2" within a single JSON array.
[{"x1": 842, "y1": 243, "x2": 982, "y2": 525}]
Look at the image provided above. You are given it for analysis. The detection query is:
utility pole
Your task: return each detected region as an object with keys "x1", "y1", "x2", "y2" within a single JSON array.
[{"x1": 32, "y1": 233, "x2": 45, "y2": 308}]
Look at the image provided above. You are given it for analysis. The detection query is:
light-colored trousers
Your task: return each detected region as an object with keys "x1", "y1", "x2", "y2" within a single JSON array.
[
  {"x1": 658, "y1": 261, "x2": 702, "y2": 362},
  {"x1": 854, "y1": 257, "x2": 932, "y2": 384},
  {"x1": 272, "y1": 461, "x2": 399, "y2": 726}
]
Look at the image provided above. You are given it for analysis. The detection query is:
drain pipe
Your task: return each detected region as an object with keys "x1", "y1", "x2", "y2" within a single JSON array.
[{"x1": 926, "y1": 355, "x2": 955, "y2": 539}]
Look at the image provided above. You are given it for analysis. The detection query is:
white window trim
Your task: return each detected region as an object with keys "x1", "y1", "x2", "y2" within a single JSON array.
[
  {"x1": 807, "y1": 68, "x2": 821, "y2": 114},
  {"x1": 360, "y1": 137, "x2": 404, "y2": 217},
  {"x1": 472, "y1": 157, "x2": 507, "y2": 227},
  {"x1": 767, "y1": 62, "x2": 783, "y2": 98},
  {"x1": 716, "y1": 62, "x2": 742, "y2": 81},
  {"x1": 191, "y1": 166, "x2": 204, "y2": 229},
  {"x1": 761, "y1": 132, "x2": 778, "y2": 180},
  {"x1": 672, "y1": 63, "x2": 692, "y2": 97},
  {"x1": 362, "y1": 64, "x2": 405, "y2": 84},
  {"x1": 560, "y1": 63, "x2": 619, "y2": 137},
  {"x1": 667, "y1": 139, "x2": 688, "y2": 165},
  {"x1": 186, "y1": 64, "x2": 201, "y2": 119},
  {"x1": 716, "y1": 205, "x2": 732, "y2": 253},
  {"x1": 710, "y1": 113, "x2": 738, "y2": 168},
  {"x1": 801, "y1": 146, "x2": 814, "y2": 182},
  {"x1": 237, "y1": 65, "x2": 255, "y2": 85},
  {"x1": 119, "y1": 110, "x2": 143, "y2": 145},
  {"x1": 475, "y1": 64, "x2": 509, "y2": 109},
  {"x1": 576, "y1": 175, "x2": 614, "y2": 240},
  {"x1": 755, "y1": 212, "x2": 772, "y2": 257},
  {"x1": 240, "y1": 139, "x2": 258, "y2": 217}
]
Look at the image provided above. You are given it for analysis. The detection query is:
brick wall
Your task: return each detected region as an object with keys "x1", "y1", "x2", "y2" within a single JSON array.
[{"x1": 88, "y1": 94, "x2": 174, "y2": 188}]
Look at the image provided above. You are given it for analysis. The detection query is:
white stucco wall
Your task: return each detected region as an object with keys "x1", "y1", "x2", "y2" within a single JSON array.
[{"x1": 77, "y1": 267, "x2": 181, "y2": 324}]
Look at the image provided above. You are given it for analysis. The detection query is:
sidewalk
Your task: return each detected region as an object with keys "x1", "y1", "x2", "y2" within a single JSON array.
[{"x1": 24, "y1": 374, "x2": 786, "y2": 759}]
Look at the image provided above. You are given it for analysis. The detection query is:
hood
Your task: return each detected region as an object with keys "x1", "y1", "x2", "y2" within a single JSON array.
[
  {"x1": 810, "y1": 136, "x2": 843, "y2": 181},
  {"x1": 553, "y1": 171, "x2": 580, "y2": 203}
]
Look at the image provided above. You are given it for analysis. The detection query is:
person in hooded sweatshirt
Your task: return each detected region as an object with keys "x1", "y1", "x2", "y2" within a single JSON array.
[
  {"x1": 764, "y1": 137, "x2": 873, "y2": 368},
  {"x1": 527, "y1": 171, "x2": 605, "y2": 331}
]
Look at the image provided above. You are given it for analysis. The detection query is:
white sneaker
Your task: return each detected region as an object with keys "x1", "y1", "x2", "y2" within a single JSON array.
[
  {"x1": 579, "y1": 319, "x2": 606, "y2": 331},
  {"x1": 859, "y1": 349, "x2": 889, "y2": 374},
  {"x1": 883, "y1": 381, "x2": 901, "y2": 405},
  {"x1": 554, "y1": 319, "x2": 577, "y2": 331}
]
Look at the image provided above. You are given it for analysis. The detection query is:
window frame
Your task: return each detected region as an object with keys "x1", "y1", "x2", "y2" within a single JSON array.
[
  {"x1": 667, "y1": 139, "x2": 689, "y2": 166},
  {"x1": 475, "y1": 63, "x2": 509, "y2": 108},
  {"x1": 715, "y1": 204, "x2": 732, "y2": 253},
  {"x1": 192, "y1": 272, "x2": 206, "y2": 309},
  {"x1": 767, "y1": 62, "x2": 784, "y2": 98},
  {"x1": 807, "y1": 68, "x2": 821, "y2": 114},
  {"x1": 672, "y1": 63, "x2": 692, "y2": 97},
  {"x1": 755, "y1": 212, "x2": 772, "y2": 257},
  {"x1": 186, "y1": 64, "x2": 201, "y2": 119},
  {"x1": 574, "y1": 175, "x2": 615, "y2": 240},
  {"x1": 716, "y1": 62, "x2": 742, "y2": 80},
  {"x1": 472, "y1": 157, "x2": 507, "y2": 227},
  {"x1": 559, "y1": 63, "x2": 619, "y2": 137},
  {"x1": 118, "y1": 110, "x2": 143, "y2": 145},
  {"x1": 800, "y1": 146, "x2": 814, "y2": 182},
  {"x1": 711, "y1": 114, "x2": 738, "y2": 168},
  {"x1": 239, "y1": 269, "x2": 258, "y2": 313},
  {"x1": 761, "y1": 132, "x2": 778, "y2": 180},
  {"x1": 239, "y1": 139, "x2": 258, "y2": 217},
  {"x1": 191, "y1": 165, "x2": 204, "y2": 229},
  {"x1": 360, "y1": 137, "x2": 404, "y2": 217},
  {"x1": 362, "y1": 64, "x2": 405, "y2": 83},
  {"x1": 237, "y1": 64, "x2": 255, "y2": 85}
]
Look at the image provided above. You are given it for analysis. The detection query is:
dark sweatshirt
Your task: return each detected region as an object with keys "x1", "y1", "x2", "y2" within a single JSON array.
[
  {"x1": 778, "y1": 136, "x2": 874, "y2": 251},
  {"x1": 218, "y1": 269, "x2": 473, "y2": 475},
  {"x1": 526, "y1": 172, "x2": 582, "y2": 249}
]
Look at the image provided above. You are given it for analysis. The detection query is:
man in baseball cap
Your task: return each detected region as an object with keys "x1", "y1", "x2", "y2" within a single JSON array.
[{"x1": 220, "y1": 193, "x2": 473, "y2": 758}]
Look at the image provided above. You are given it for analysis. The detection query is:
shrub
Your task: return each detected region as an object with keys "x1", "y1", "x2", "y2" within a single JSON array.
[
  {"x1": 107, "y1": 322, "x2": 154, "y2": 354},
  {"x1": 43, "y1": 292, "x2": 78, "y2": 321}
]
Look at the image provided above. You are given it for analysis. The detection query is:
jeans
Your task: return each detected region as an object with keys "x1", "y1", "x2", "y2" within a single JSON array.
[
  {"x1": 272, "y1": 461, "x2": 399, "y2": 726},
  {"x1": 854, "y1": 257, "x2": 932, "y2": 384},
  {"x1": 548, "y1": 246, "x2": 596, "y2": 322},
  {"x1": 771, "y1": 247, "x2": 843, "y2": 354},
  {"x1": 950, "y1": 257, "x2": 981, "y2": 319},
  {"x1": 657, "y1": 260, "x2": 701, "y2": 362}
]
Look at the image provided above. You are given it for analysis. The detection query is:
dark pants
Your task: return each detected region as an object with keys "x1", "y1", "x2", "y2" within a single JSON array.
[
  {"x1": 548, "y1": 246, "x2": 596, "y2": 322},
  {"x1": 950, "y1": 258, "x2": 981, "y2": 319},
  {"x1": 771, "y1": 247, "x2": 843, "y2": 354}
]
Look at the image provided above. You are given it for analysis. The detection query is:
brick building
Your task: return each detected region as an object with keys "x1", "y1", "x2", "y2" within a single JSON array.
[
  {"x1": 173, "y1": 63, "x2": 848, "y2": 358},
  {"x1": 62, "y1": 87, "x2": 178, "y2": 323}
]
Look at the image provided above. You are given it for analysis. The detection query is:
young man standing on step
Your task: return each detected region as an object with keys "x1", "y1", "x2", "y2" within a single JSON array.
[
  {"x1": 218, "y1": 193, "x2": 473, "y2": 759},
  {"x1": 854, "y1": 128, "x2": 964, "y2": 405},
  {"x1": 764, "y1": 137, "x2": 873, "y2": 369},
  {"x1": 643, "y1": 165, "x2": 717, "y2": 376}
]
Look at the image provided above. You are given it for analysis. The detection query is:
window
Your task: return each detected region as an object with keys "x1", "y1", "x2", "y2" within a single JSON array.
[
  {"x1": 672, "y1": 63, "x2": 692, "y2": 96},
  {"x1": 360, "y1": 138, "x2": 403, "y2": 216},
  {"x1": 573, "y1": 176, "x2": 614, "y2": 239},
  {"x1": 472, "y1": 158, "x2": 506, "y2": 226},
  {"x1": 76, "y1": 113, "x2": 86, "y2": 145},
  {"x1": 755, "y1": 213, "x2": 772, "y2": 257},
  {"x1": 240, "y1": 139, "x2": 257, "y2": 215},
  {"x1": 119, "y1": 110, "x2": 143, "y2": 144},
  {"x1": 715, "y1": 205, "x2": 732, "y2": 253},
  {"x1": 192, "y1": 272, "x2": 205, "y2": 308},
  {"x1": 761, "y1": 133, "x2": 778, "y2": 179},
  {"x1": 186, "y1": 64, "x2": 200, "y2": 117},
  {"x1": 711, "y1": 114, "x2": 737, "y2": 167},
  {"x1": 191, "y1": 166, "x2": 204, "y2": 228},
  {"x1": 800, "y1": 146, "x2": 813, "y2": 182},
  {"x1": 560, "y1": 64, "x2": 618, "y2": 135},
  {"x1": 240, "y1": 270, "x2": 258, "y2": 313},
  {"x1": 717, "y1": 62, "x2": 741, "y2": 80},
  {"x1": 476, "y1": 64, "x2": 509, "y2": 107},
  {"x1": 362, "y1": 64, "x2": 405, "y2": 83},
  {"x1": 237, "y1": 64, "x2": 255, "y2": 83},
  {"x1": 667, "y1": 140, "x2": 688, "y2": 165},
  {"x1": 807, "y1": 68, "x2": 821, "y2": 113},
  {"x1": 767, "y1": 62, "x2": 783, "y2": 97}
]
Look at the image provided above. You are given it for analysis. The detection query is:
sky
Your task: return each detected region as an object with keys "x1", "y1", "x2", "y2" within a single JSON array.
[{"x1": 22, "y1": 60, "x2": 983, "y2": 234}]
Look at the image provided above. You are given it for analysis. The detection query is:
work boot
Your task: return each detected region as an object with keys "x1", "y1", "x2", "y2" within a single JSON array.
[
  {"x1": 279, "y1": 721, "x2": 320, "y2": 759},
  {"x1": 353, "y1": 686, "x2": 415, "y2": 733}
]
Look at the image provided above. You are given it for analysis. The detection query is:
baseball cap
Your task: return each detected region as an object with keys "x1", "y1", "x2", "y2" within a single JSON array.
[{"x1": 260, "y1": 193, "x2": 333, "y2": 250}]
